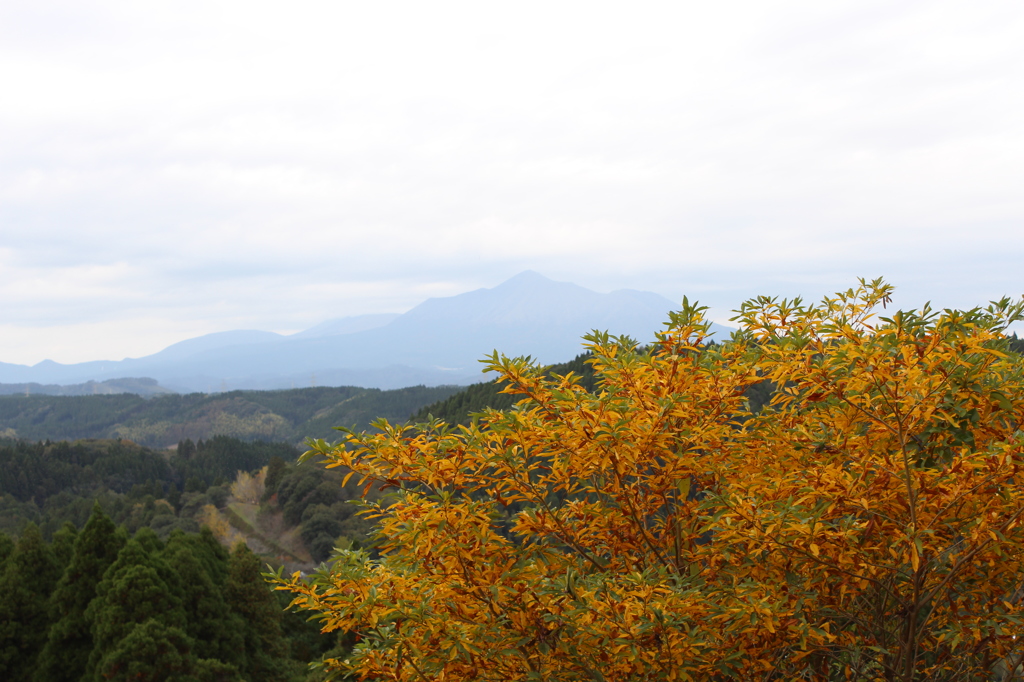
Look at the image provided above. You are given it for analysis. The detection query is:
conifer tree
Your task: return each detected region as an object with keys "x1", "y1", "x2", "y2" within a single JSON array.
[
  {"x1": 0, "y1": 523, "x2": 61, "y2": 681},
  {"x1": 36, "y1": 504, "x2": 125, "y2": 682},
  {"x1": 92, "y1": 619, "x2": 195, "y2": 682},
  {"x1": 185, "y1": 527, "x2": 232, "y2": 588},
  {"x1": 162, "y1": 533, "x2": 244, "y2": 668},
  {"x1": 133, "y1": 525, "x2": 165, "y2": 555},
  {"x1": 50, "y1": 521, "x2": 78, "y2": 573},
  {"x1": 226, "y1": 542, "x2": 294, "y2": 682},
  {"x1": 84, "y1": 538, "x2": 189, "y2": 682},
  {"x1": 91, "y1": 618, "x2": 239, "y2": 682},
  {"x1": 0, "y1": 532, "x2": 14, "y2": 567}
]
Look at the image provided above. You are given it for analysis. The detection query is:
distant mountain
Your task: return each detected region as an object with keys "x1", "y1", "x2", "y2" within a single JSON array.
[
  {"x1": 288, "y1": 313, "x2": 400, "y2": 339},
  {"x1": 141, "y1": 330, "x2": 285, "y2": 362},
  {"x1": 0, "y1": 272, "x2": 731, "y2": 393}
]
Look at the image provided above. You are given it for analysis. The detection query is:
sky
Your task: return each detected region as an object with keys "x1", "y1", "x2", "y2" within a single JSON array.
[{"x1": 1, "y1": 0, "x2": 1022, "y2": 365}]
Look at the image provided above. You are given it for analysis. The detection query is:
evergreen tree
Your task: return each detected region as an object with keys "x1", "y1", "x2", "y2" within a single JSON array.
[
  {"x1": 0, "y1": 532, "x2": 13, "y2": 566},
  {"x1": 91, "y1": 619, "x2": 194, "y2": 682},
  {"x1": 263, "y1": 455, "x2": 288, "y2": 502},
  {"x1": 177, "y1": 438, "x2": 197, "y2": 459},
  {"x1": 133, "y1": 525, "x2": 165, "y2": 555},
  {"x1": 0, "y1": 523, "x2": 61, "y2": 681},
  {"x1": 91, "y1": 618, "x2": 238, "y2": 682},
  {"x1": 226, "y1": 542, "x2": 293, "y2": 682},
  {"x1": 84, "y1": 538, "x2": 189, "y2": 682},
  {"x1": 35, "y1": 504, "x2": 126, "y2": 682},
  {"x1": 50, "y1": 521, "x2": 78, "y2": 573},
  {"x1": 181, "y1": 527, "x2": 231, "y2": 588},
  {"x1": 161, "y1": 533, "x2": 244, "y2": 669}
]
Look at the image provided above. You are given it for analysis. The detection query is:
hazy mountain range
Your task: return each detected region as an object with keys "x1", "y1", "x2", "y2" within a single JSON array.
[{"x1": 0, "y1": 271, "x2": 732, "y2": 394}]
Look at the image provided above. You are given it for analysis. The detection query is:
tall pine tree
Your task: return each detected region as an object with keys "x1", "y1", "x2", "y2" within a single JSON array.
[
  {"x1": 83, "y1": 538, "x2": 189, "y2": 682},
  {"x1": 162, "y1": 532, "x2": 244, "y2": 669},
  {"x1": 35, "y1": 504, "x2": 126, "y2": 682},
  {"x1": 49, "y1": 521, "x2": 78, "y2": 575},
  {"x1": 0, "y1": 523, "x2": 62, "y2": 681},
  {"x1": 226, "y1": 542, "x2": 295, "y2": 682},
  {"x1": 89, "y1": 618, "x2": 242, "y2": 682},
  {"x1": 0, "y1": 532, "x2": 14, "y2": 567}
]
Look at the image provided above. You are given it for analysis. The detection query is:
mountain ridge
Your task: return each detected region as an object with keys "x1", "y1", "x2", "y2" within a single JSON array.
[{"x1": 0, "y1": 272, "x2": 732, "y2": 392}]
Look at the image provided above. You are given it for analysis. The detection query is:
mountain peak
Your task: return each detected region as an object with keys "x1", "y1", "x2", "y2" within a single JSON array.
[
  {"x1": 500, "y1": 270, "x2": 550, "y2": 284},
  {"x1": 489, "y1": 270, "x2": 588, "y2": 296},
  {"x1": 488, "y1": 270, "x2": 556, "y2": 291},
  {"x1": 0, "y1": 274, "x2": 729, "y2": 392}
]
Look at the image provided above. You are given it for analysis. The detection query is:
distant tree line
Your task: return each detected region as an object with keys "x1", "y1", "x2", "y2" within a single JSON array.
[{"x1": 0, "y1": 384, "x2": 462, "y2": 447}]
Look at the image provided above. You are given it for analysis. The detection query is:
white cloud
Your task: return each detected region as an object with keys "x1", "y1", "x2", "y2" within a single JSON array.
[{"x1": 0, "y1": 0, "x2": 1022, "y2": 364}]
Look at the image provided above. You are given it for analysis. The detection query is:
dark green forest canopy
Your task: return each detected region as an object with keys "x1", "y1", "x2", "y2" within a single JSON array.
[
  {"x1": 0, "y1": 436, "x2": 376, "y2": 565},
  {"x1": 0, "y1": 437, "x2": 276, "y2": 535},
  {"x1": 0, "y1": 506, "x2": 342, "y2": 682}
]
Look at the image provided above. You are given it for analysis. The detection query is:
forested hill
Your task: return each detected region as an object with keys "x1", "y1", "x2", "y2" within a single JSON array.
[
  {"x1": 0, "y1": 376, "x2": 174, "y2": 397},
  {"x1": 412, "y1": 353, "x2": 598, "y2": 425},
  {"x1": 0, "y1": 384, "x2": 461, "y2": 448}
]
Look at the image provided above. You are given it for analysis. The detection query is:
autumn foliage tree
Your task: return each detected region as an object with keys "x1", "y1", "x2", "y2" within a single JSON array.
[{"x1": 273, "y1": 280, "x2": 1024, "y2": 681}]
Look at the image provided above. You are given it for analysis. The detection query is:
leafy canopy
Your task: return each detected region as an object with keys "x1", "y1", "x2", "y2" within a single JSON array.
[{"x1": 273, "y1": 280, "x2": 1024, "y2": 681}]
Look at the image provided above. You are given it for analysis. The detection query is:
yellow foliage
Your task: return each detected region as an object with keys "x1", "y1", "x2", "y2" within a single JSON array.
[
  {"x1": 272, "y1": 280, "x2": 1024, "y2": 681},
  {"x1": 199, "y1": 504, "x2": 240, "y2": 546},
  {"x1": 230, "y1": 466, "x2": 267, "y2": 504}
]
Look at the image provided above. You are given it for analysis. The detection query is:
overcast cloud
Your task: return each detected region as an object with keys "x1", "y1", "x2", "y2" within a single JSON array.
[{"x1": 1, "y1": 0, "x2": 1022, "y2": 364}]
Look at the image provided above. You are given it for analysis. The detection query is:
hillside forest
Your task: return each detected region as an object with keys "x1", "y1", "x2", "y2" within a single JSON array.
[
  {"x1": 0, "y1": 371, "x2": 555, "y2": 681},
  {"x1": 0, "y1": 384, "x2": 461, "y2": 447},
  {"x1": 5, "y1": 320, "x2": 1021, "y2": 681}
]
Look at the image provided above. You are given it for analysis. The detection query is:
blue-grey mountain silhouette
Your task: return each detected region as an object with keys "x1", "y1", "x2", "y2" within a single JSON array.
[{"x1": 0, "y1": 272, "x2": 731, "y2": 393}]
